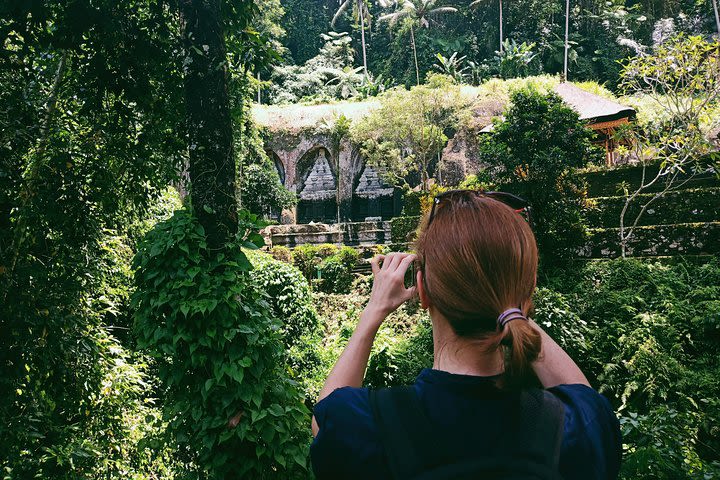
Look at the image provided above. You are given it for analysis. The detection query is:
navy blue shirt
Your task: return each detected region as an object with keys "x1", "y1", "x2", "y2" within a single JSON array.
[{"x1": 311, "y1": 369, "x2": 621, "y2": 479}]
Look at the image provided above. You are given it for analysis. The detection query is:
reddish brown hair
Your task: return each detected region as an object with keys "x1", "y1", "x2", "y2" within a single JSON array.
[{"x1": 415, "y1": 192, "x2": 541, "y2": 388}]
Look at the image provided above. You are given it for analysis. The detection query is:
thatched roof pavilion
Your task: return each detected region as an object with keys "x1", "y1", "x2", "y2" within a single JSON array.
[
  {"x1": 480, "y1": 83, "x2": 636, "y2": 165},
  {"x1": 555, "y1": 82, "x2": 636, "y2": 165}
]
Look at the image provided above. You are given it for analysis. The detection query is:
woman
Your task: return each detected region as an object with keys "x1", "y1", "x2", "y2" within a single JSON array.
[{"x1": 310, "y1": 191, "x2": 621, "y2": 479}]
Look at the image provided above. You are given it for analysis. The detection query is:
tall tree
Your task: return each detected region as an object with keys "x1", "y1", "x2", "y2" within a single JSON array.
[
  {"x1": 563, "y1": 0, "x2": 570, "y2": 80},
  {"x1": 470, "y1": 0, "x2": 503, "y2": 53},
  {"x1": 181, "y1": 0, "x2": 237, "y2": 250},
  {"x1": 332, "y1": 0, "x2": 371, "y2": 78},
  {"x1": 379, "y1": 0, "x2": 457, "y2": 84}
]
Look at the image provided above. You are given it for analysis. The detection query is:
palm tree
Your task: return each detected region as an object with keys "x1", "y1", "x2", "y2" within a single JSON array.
[
  {"x1": 379, "y1": 0, "x2": 458, "y2": 85},
  {"x1": 563, "y1": 0, "x2": 570, "y2": 81},
  {"x1": 470, "y1": 0, "x2": 503, "y2": 53},
  {"x1": 713, "y1": 0, "x2": 720, "y2": 37},
  {"x1": 332, "y1": 0, "x2": 371, "y2": 79}
]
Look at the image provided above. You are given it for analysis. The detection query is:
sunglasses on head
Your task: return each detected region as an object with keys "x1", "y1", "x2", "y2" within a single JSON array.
[{"x1": 427, "y1": 189, "x2": 532, "y2": 227}]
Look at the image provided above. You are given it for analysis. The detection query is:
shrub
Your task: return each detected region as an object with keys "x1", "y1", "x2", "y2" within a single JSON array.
[
  {"x1": 390, "y1": 216, "x2": 421, "y2": 249},
  {"x1": 292, "y1": 243, "x2": 339, "y2": 281},
  {"x1": 132, "y1": 210, "x2": 310, "y2": 478},
  {"x1": 245, "y1": 249, "x2": 324, "y2": 400},
  {"x1": 245, "y1": 250, "x2": 320, "y2": 344},
  {"x1": 458, "y1": 171, "x2": 495, "y2": 191},
  {"x1": 270, "y1": 245, "x2": 294, "y2": 263},
  {"x1": 290, "y1": 244, "x2": 361, "y2": 293},
  {"x1": 317, "y1": 247, "x2": 360, "y2": 294},
  {"x1": 400, "y1": 190, "x2": 424, "y2": 216}
]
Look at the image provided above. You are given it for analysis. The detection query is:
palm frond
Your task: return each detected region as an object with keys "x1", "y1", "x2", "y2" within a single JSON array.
[
  {"x1": 331, "y1": 0, "x2": 352, "y2": 27},
  {"x1": 429, "y1": 6, "x2": 458, "y2": 15},
  {"x1": 469, "y1": 0, "x2": 489, "y2": 9},
  {"x1": 378, "y1": 10, "x2": 406, "y2": 27}
]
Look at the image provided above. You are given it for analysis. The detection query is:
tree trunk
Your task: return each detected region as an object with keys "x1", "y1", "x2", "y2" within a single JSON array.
[
  {"x1": 499, "y1": 0, "x2": 503, "y2": 53},
  {"x1": 410, "y1": 23, "x2": 420, "y2": 85},
  {"x1": 563, "y1": 0, "x2": 570, "y2": 81},
  {"x1": 713, "y1": 0, "x2": 720, "y2": 36},
  {"x1": 359, "y1": 3, "x2": 368, "y2": 79},
  {"x1": 180, "y1": 0, "x2": 237, "y2": 251}
]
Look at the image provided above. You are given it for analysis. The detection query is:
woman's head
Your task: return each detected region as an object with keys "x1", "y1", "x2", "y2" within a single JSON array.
[{"x1": 415, "y1": 190, "x2": 540, "y2": 387}]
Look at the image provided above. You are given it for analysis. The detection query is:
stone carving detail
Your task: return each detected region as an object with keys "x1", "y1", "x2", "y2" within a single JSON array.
[
  {"x1": 355, "y1": 164, "x2": 394, "y2": 199},
  {"x1": 299, "y1": 150, "x2": 336, "y2": 201}
]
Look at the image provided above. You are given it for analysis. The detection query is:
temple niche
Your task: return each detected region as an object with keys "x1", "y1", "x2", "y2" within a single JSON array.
[
  {"x1": 267, "y1": 150, "x2": 286, "y2": 186},
  {"x1": 297, "y1": 148, "x2": 338, "y2": 224},
  {"x1": 352, "y1": 164, "x2": 396, "y2": 221}
]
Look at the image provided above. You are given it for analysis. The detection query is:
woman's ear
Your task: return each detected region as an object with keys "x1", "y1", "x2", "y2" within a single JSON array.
[{"x1": 417, "y1": 270, "x2": 431, "y2": 309}]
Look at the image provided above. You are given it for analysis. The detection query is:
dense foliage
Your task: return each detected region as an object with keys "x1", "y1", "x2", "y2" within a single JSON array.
[
  {"x1": 269, "y1": 32, "x2": 366, "y2": 104},
  {"x1": 289, "y1": 243, "x2": 361, "y2": 293},
  {"x1": 237, "y1": 111, "x2": 296, "y2": 219},
  {"x1": 132, "y1": 211, "x2": 310, "y2": 478},
  {"x1": 480, "y1": 87, "x2": 603, "y2": 261},
  {"x1": 0, "y1": 0, "x2": 297, "y2": 477},
  {"x1": 276, "y1": 0, "x2": 719, "y2": 95},
  {"x1": 543, "y1": 259, "x2": 720, "y2": 479},
  {"x1": 0, "y1": 1, "x2": 185, "y2": 477}
]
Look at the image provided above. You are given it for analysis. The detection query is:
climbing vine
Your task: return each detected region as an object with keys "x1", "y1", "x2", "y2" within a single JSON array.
[{"x1": 132, "y1": 210, "x2": 309, "y2": 478}]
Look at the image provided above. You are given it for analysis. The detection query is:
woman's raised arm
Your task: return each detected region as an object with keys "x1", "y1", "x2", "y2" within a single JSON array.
[
  {"x1": 530, "y1": 320, "x2": 590, "y2": 388},
  {"x1": 312, "y1": 253, "x2": 416, "y2": 437}
]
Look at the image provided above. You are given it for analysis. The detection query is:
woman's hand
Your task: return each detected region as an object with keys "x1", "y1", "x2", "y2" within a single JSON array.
[{"x1": 366, "y1": 253, "x2": 417, "y2": 321}]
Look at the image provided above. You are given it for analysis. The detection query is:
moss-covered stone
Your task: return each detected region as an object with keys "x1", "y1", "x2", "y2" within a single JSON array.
[
  {"x1": 587, "y1": 187, "x2": 720, "y2": 228},
  {"x1": 580, "y1": 222, "x2": 720, "y2": 258},
  {"x1": 580, "y1": 165, "x2": 719, "y2": 198}
]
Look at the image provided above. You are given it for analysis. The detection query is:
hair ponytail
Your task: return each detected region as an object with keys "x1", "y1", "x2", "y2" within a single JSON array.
[{"x1": 499, "y1": 315, "x2": 541, "y2": 389}]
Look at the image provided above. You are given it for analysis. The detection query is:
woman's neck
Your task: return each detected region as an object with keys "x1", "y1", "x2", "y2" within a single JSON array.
[{"x1": 431, "y1": 312, "x2": 504, "y2": 377}]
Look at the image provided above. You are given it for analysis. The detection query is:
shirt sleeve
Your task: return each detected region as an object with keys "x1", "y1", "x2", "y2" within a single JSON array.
[
  {"x1": 549, "y1": 384, "x2": 622, "y2": 480},
  {"x1": 310, "y1": 386, "x2": 386, "y2": 480}
]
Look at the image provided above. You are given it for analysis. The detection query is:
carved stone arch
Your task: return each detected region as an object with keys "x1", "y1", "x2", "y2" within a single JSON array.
[
  {"x1": 351, "y1": 162, "x2": 396, "y2": 221},
  {"x1": 296, "y1": 146, "x2": 338, "y2": 224},
  {"x1": 296, "y1": 145, "x2": 335, "y2": 193}
]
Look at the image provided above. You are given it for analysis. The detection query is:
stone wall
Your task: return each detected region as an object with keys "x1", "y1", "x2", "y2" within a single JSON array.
[
  {"x1": 253, "y1": 100, "x2": 490, "y2": 225},
  {"x1": 378, "y1": 165, "x2": 720, "y2": 258}
]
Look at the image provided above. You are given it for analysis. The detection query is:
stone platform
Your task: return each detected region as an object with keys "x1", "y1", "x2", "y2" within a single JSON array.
[{"x1": 261, "y1": 221, "x2": 391, "y2": 248}]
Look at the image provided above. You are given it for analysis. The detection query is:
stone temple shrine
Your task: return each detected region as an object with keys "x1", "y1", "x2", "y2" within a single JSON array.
[{"x1": 253, "y1": 83, "x2": 636, "y2": 246}]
